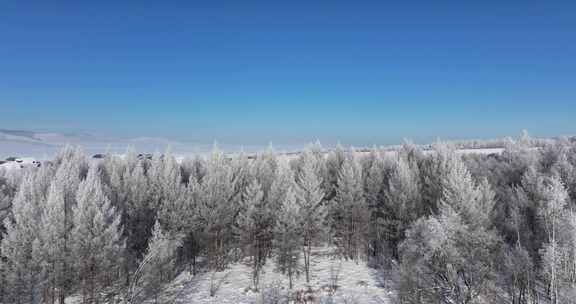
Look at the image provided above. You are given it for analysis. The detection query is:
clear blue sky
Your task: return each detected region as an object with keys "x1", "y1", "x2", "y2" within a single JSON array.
[{"x1": 1, "y1": 0, "x2": 575, "y2": 146}]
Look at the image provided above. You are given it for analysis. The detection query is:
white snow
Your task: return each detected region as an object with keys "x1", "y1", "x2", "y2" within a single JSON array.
[
  {"x1": 148, "y1": 247, "x2": 390, "y2": 304},
  {"x1": 0, "y1": 157, "x2": 40, "y2": 171}
]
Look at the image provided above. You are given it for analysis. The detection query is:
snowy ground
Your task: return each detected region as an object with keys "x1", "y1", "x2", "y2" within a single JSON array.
[{"x1": 148, "y1": 247, "x2": 391, "y2": 304}]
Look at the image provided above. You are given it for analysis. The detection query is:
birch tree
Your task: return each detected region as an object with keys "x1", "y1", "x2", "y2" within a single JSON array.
[{"x1": 538, "y1": 176, "x2": 570, "y2": 304}]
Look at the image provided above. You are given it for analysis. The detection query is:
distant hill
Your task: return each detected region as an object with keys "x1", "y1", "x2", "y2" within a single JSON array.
[
  {"x1": 0, "y1": 129, "x2": 94, "y2": 158},
  {"x1": 0, "y1": 129, "x2": 240, "y2": 159},
  {"x1": 0, "y1": 129, "x2": 39, "y2": 140}
]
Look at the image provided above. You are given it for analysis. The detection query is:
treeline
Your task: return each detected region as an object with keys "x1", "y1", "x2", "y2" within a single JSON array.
[{"x1": 0, "y1": 135, "x2": 576, "y2": 304}]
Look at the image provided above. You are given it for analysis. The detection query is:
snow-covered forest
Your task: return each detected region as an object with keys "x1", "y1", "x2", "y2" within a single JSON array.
[{"x1": 2, "y1": 134, "x2": 576, "y2": 304}]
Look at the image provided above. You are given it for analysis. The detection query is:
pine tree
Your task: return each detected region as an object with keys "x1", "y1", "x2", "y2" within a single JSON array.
[
  {"x1": 330, "y1": 155, "x2": 369, "y2": 261},
  {"x1": 193, "y1": 146, "x2": 239, "y2": 271},
  {"x1": 267, "y1": 160, "x2": 292, "y2": 215},
  {"x1": 362, "y1": 151, "x2": 388, "y2": 263},
  {"x1": 100, "y1": 149, "x2": 152, "y2": 286},
  {"x1": 324, "y1": 144, "x2": 346, "y2": 202},
  {"x1": 249, "y1": 147, "x2": 280, "y2": 257},
  {"x1": 381, "y1": 154, "x2": 421, "y2": 259},
  {"x1": 251, "y1": 146, "x2": 279, "y2": 200},
  {"x1": 235, "y1": 179, "x2": 272, "y2": 290},
  {"x1": 399, "y1": 153, "x2": 500, "y2": 303},
  {"x1": 127, "y1": 221, "x2": 182, "y2": 304},
  {"x1": 40, "y1": 183, "x2": 69, "y2": 304},
  {"x1": 0, "y1": 170, "x2": 18, "y2": 239},
  {"x1": 124, "y1": 161, "x2": 154, "y2": 270},
  {"x1": 148, "y1": 147, "x2": 183, "y2": 209},
  {"x1": 420, "y1": 142, "x2": 458, "y2": 215},
  {"x1": 1, "y1": 169, "x2": 50, "y2": 304},
  {"x1": 294, "y1": 150, "x2": 326, "y2": 284},
  {"x1": 48, "y1": 147, "x2": 87, "y2": 303},
  {"x1": 71, "y1": 165, "x2": 124, "y2": 303},
  {"x1": 274, "y1": 187, "x2": 302, "y2": 289}
]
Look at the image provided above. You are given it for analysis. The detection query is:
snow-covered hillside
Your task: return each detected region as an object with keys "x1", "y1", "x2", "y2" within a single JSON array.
[
  {"x1": 0, "y1": 129, "x2": 303, "y2": 159},
  {"x1": 138, "y1": 247, "x2": 390, "y2": 304}
]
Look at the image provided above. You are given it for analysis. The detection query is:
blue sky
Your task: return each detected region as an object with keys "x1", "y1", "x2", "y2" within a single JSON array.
[{"x1": 1, "y1": 0, "x2": 575, "y2": 146}]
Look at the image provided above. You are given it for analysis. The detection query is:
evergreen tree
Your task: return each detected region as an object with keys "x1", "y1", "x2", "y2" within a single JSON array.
[
  {"x1": 71, "y1": 165, "x2": 124, "y2": 303},
  {"x1": 330, "y1": 155, "x2": 369, "y2": 261},
  {"x1": 362, "y1": 151, "x2": 388, "y2": 263},
  {"x1": 236, "y1": 179, "x2": 273, "y2": 290},
  {"x1": 274, "y1": 187, "x2": 302, "y2": 289},
  {"x1": 148, "y1": 147, "x2": 183, "y2": 210},
  {"x1": 193, "y1": 147, "x2": 239, "y2": 271},
  {"x1": 398, "y1": 153, "x2": 500, "y2": 304},
  {"x1": 123, "y1": 161, "x2": 154, "y2": 271},
  {"x1": 381, "y1": 154, "x2": 421, "y2": 259},
  {"x1": 48, "y1": 146, "x2": 87, "y2": 303},
  {"x1": 0, "y1": 170, "x2": 18, "y2": 239},
  {"x1": 40, "y1": 183, "x2": 70, "y2": 304},
  {"x1": 1, "y1": 169, "x2": 50, "y2": 304},
  {"x1": 294, "y1": 150, "x2": 326, "y2": 284},
  {"x1": 323, "y1": 144, "x2": 347, "y2": 202},
  {"x1": 127, "y1": 221, "x2": 182, "y2": 304},
  {"x1": 3, "y1": 139, "x2": 576, "y2": 302}
]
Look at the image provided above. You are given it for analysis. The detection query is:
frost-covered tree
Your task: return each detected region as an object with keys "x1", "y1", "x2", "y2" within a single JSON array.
[
  {"x1": 495, "y1": 183, "x2": 540, "y2": 304},
  {"x1": 235, "y1": 179, "x2": 273, "y2": 290},
  {"x1": 247, "y1": 147, "x2": 281, "y2": 257},
  {"x1": 3, "y1": 138, "x2": 576, "y2": 303},
  {"x1": 193, "y1": 147, "x2": 239, "y2": 271},
  {"x1": 551, "y1": 150, "x2": 576, "y2": 203},
  {"x1": 499, "y1": 132, "x2": 540, "y2": 187},
  {"x1": 419, "y1": 142, "x2": 458, "y2": 215},
  {"x1": 1, "y1": 168, "x2": 51, "y2": 304},
  {"x1": 45, "y1": 146, "x2": 87, "y2": 303},
  {"x1": 267, "y1": 160, "x2": 292, "y2": 216},
  {"x1": 274, "y1": 187, "x2": 302, "y2": 289},
  {"x1": 537, "y1": 176, "x2": 576, "y2": 304},
  {"x1": 381, "y1": 154, "x2": 421, "y2": 259},
  {"x1": 330, "y1": 155, "x2": 369, "y2": 261},
  {"x1": 123, "y1": 161, "x2": 154, "y2": 272},
  {"x1": 40, "y1": 183, "x2": 70, "y2": 304},
  {"x1": 148, "y1": 148, "x2": 183, "y2": 209},
  {"x1": 398, "y1": 153, "x2": 500, "y2": 304},
  {"x1": 251, "y1": 145, "x2": 279, "y2": 195},
  {"x1": 0, "y1": 170, "x2": 18, "y2": 239},
  {"x1": 323, "y1": 144, "x2": 347, "y2": 202},
  {"x1": 232, "y1": 150, "x2": 252, "y2": 202},
  {"x1": 102, "y1": 154, "x2": 126, "y2": 210},
  {"x1": 157, "y1": 184, "x2": 189, "y2": 235},
  {"x1": 71, "y1": 165, "x2": 124, "y2": 303},
  {"x1": 501, "y1": 242, "x2": 535, "y2": 304},
  {"x1": 294, "y1": 150, "x2": 326, "y2": 284},
  {"x1": 127, "y1": 221, "x2": 183, "y2": 304},
  {"x1": 361, "y1": 151, "x2": 389, "y2": 263}
]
